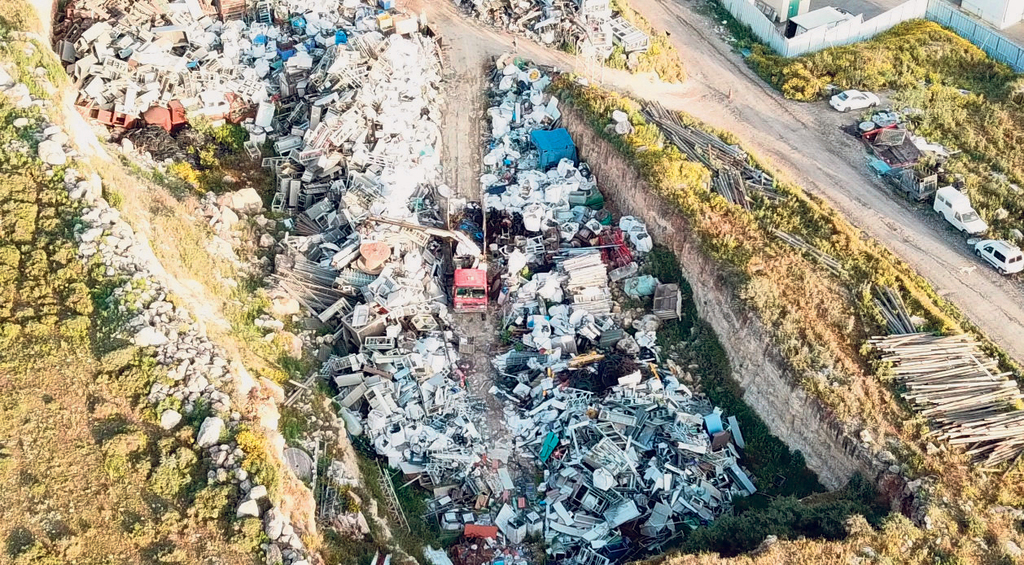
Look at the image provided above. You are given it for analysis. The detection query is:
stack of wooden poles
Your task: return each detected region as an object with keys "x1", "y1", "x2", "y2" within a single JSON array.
[{"x1": 869, "y1": 333, "x2": 1024, "y2": 466}]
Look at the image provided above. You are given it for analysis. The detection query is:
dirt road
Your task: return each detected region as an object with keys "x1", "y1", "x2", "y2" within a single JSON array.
[
  {"x1": 622, "y1": 0, "x2": 1024, "y2": 362},
  {"x1": 417, "y1": 0, "x2": 1024, "y2": 363}
]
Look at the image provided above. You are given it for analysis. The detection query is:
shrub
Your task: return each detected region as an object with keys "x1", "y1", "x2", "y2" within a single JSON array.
[
  {"x1": 191, "y1": 485, "x2": 234, "y2": 522},
  {"x1": 102, "y1": 429, "x2": 152, "y2": 481},
  {"x1": 149, "y1": 448, "x2": 199, "y2": 501},
  {"x1": 230, "y1": 517, "x2": 268, "y2": 554},
  {"x1": 235, "y1": 427, "x2": 281, "y2": 499}
]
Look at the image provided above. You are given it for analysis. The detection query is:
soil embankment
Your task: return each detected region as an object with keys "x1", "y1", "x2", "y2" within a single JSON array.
[{"x1": 561, "y1": 105, "x2": 870, "y2": 489}]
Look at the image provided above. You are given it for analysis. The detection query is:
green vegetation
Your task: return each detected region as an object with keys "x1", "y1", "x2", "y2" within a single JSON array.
[
  {"x1": 0, "y1": 1, "x2": 36, "y2": 34},
  {"x1": 224, "y1": 275, "x2": 315, "y2": 386},
  {"x1": 0, "y1": 104, "x2": 256, "y2": 558},
  {"x1": 164, "y1": 120, "x2": 269, "y2": 196},
  {"x1": 746, "y1": 20, "x2": 1024, "y2": 242},
  {"x1": 699, "y1": 0, "x2": 761, "y2": 52},
  {"x1": 0, "y1": 8, "x2": 271, "y2": 561},
  {"x1": 557, "y1": 75, "x2": 1024, "y2": 564},
  {"x1": 608, "y1": 0, "x2": 686, "y2": 83},
  {"x1": 678, "y1": 475, "x2": 882, "y2": 557},
  {"x1": 234, "y1": 426, "x2": 281, "y2": 501}
]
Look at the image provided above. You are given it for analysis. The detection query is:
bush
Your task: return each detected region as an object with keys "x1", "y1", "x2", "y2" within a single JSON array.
[
  {"x1": 231, "y1": 518, "x2": 268, "y2": 554},
  {"x1": 149, "y1": 448, "x2": 199, "y2": 501},
  {"x1": 191, "y1": 485, "x2": 234, "y2": 522},
  {"x1": 680, "y1": 474, "x2": 882, "y2": 556},
  {"x1": 235, "y1": 427, "x2": 280, "y2": 499},
  {"x1": 102, "y1": 429, "x2": 152, "y2": 481},
  {"x1": 751, "y1": 21, "x2": 1015, "y2": 100}
]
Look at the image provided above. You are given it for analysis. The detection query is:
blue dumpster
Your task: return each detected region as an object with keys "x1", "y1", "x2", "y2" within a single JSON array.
[{"x1": 529, "y1": 128, "x2": 577, "y2": 170}]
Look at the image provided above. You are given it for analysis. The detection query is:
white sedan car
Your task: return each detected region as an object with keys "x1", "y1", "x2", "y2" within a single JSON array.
[{"x1": 829, "y1": 89, "x2": 880, "y2": 112}]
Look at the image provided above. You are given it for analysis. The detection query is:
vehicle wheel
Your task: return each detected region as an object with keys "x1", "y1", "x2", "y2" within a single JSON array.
[
  {"x1": 842, "y1": 107, "x2": 849, "y2": 113},
  {"x1": 871, "y1": 102, "x2": 878, "y2": 108},
  {"x1": 975, "y1": 247, "x2": 982, "y2": 257},
  {"x1": 999, "y1": 267, "x2": 1007, "y2": 275},
  {"x1": 961, "y1": 228, "x2": 969, "y2": 236}
]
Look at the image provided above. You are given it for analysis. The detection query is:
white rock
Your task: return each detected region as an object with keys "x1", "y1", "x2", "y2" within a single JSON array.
[
  {"x1": 38, "y1": 140, "x2": 67, "y2": 166},
  {"x1": 160, "y1": 409, "x2": 182, "y2": 430},
  {"x1": 134, "y1": 327, "x2": 168, "y2": 347},
  {"x1": 197, "y1": 416, "x2": 225, "y2": 448},
  {"x1": 0, "y1": 66, "x2": 13, "y2": 88},
  {"x1": 264, "y1": 508, "x2": 285, "y2": 540},
  {"x1": 237, "y1": 498, "x2": 260, "y2": 518},
  {"x1": 248, "y1": 485, "x2": 268, "y2": 500},
  {"x1": 270, "y1": 297, "x2": 300, "y2": 318},
  {"x1": 259, "y1": 233, "x2": 276, "y2": 248},
  {"x1": 217, "y1": 188, "x2": 263, "y2": 215},
  {"x1": 81, "y1": 227, "x2": 103, "y2": 243},
  {"x1": 219, "y1": 205, "x2": 239, "y2": 228},
  {"x1": 13, "y1": 117, "x2": 29, "y2": 128}
]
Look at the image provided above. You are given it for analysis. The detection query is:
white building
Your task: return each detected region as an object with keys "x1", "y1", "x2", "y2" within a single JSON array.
[
  {"x1": 962, "y1": 0, "x2": 1024, "y2": 30},
  {"x1": 752, "y1": 0, "x2": 811, "y2": 22}
]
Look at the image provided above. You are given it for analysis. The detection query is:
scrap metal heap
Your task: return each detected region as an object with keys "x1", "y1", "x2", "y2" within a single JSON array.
[
  {"x1": 57, "y1": 2, "x2": 761, "y2": 561},
  {"x1": 455, "y1": 0, "x2": 648, "y2": 60},
  {"x1": 463, "y1": 59, "x2": 756, "y2": 565},
  {"x1": 55, "y1": 0, "x2": 426, "y2": 134}
]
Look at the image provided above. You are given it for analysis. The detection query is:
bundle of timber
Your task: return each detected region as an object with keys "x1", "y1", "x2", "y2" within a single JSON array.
[
  {"x1": 642, "y1": 101, "x2": 783, "y2": 207},
  {"x1": 772, "y1": 230, "x2": 844, "y2": 276},
  {"x1": 873, "y1": 285, "x2": 917, "y2": 335},
  {"x1": 869, "y1": 333, "x2": 1024, "y2": 466}
]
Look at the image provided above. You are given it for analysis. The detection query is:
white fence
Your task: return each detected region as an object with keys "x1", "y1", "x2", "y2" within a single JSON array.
[
  {"x1": 720, "y1": 0, "x2": 926, "y2": 56},
  {"x1": 720, "y1": 0, "x2": 1024, "y2": 68},
  {"x1": 926, "y1": 0, "x2": 1024, "y2": 71}
]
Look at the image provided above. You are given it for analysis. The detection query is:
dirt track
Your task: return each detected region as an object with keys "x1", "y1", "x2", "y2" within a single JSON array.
[
  {"x1": 417, "y1": 0, "x2": 1024, "y2": 364},
  {"x1": 626, "y1": 0, "x2": 1024, "y2": 362}
]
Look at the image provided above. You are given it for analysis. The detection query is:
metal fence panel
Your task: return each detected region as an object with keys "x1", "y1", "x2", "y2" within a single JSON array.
[
  {"x1": 926, "y1": 0, "x2": 1024, "y2": 71},
  {"x1": 718, "y1": 0, "x2": 1024, "y2": 70}
]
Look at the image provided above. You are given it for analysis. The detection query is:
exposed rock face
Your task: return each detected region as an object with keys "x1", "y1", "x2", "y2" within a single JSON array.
[
  {"x1": 270, "y1": 297, "x2": 301, "y2": 318},
  {"x1": 38, "y1": 139, "x2": 66, "y2": 165},
  {"x1": 134, "y1": 326, "x2": 169, "y2": 347},
  {"x1": 237, "y1": 499, "x2": 260, "y2": 518}
]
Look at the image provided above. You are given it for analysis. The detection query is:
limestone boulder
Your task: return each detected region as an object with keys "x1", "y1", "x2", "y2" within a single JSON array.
[
  {"x1": 217, "y1": 188, "x2": 263, "y2": 215},
  {"x1": 197, "y1": 416, "x2": 225, "y2": 448},
  {"x1": 160, "y1": 409, "x2": 182, "y2": 430}
]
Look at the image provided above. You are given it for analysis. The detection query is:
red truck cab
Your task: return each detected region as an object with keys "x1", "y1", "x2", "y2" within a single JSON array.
[{"x1": 453, "y1": 268, "x2": 487, "y2": 313}]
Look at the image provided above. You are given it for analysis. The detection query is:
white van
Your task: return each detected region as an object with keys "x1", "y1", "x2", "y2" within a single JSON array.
[
  {"x1": 933, "y1": 186, "x2": 988, "y2": 236},
  {"x1": 974, "y1": 240, "x2": 1024, "y2": 275}
]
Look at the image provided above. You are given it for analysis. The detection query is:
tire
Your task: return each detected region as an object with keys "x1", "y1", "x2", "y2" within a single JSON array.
[
  {"x1": 999, "y1": 267, "x2": 1007, "y2": 275},
  {"x1": 961, "y1": 228, "x2": 969, "y2": 237},
  {"x1": 975, "y1": 247, "x2": 982, "y2": 257},
  {"x1": 841, "y1": 107, "x2": 849, "y2": 113}
]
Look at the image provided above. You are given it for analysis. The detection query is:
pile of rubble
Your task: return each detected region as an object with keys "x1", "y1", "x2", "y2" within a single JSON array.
[
  {"x1": 56, "y1": 0, "x2": 428, "y2": 141},
  {"x1": 456, "y1": 0, "x2": 649, "y2": 61},
  {"x1": 415, "y1": 60, "x2": 757, "y2": 565}
]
